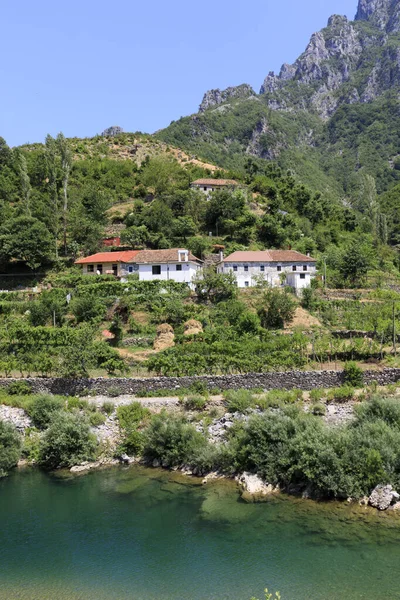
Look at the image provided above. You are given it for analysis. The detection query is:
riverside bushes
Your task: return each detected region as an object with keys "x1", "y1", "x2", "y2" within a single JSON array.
[
  {"x1": 0, "y1": 420, "x2": 21, "y2": 477},
  {"x1": 38, "y1": 412, "x2": 97, "y2": 470}
]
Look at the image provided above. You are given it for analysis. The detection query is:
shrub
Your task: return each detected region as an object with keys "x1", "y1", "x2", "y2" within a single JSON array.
[
  {"x1": 257, "y1": 288, "x2": 296, "y2": 329},
  {"x1": 311, "y1": 403, "x2": 326, "y2": 416},
  {"x1": 27, "y1": 395, "x2": 65, "y2": 429},
  {"x1": 107, "y1": 386, "x2": 124, "y2": 398},
  {"x1": 354, "y1": 396, "x2": 400, "y2": 429},
  {"x1": 38, "y1": 412, "x2": 97, "y2": 470},
  {"x1": 143, "y1": 414, "x2": 208, "y2": 467},
  {"x1": 327, "y1": 386, "x2": 355, "y2": 403},
  {"x1": 343, "y1": 362, "x2": 364, "y2": 388},
  {"x1": 117, "y1": 402, "x2": 150, "y2": 431},
  {"x1": 7, "y1": 381, "x2": 32, "y2": 396},
  {"x1": 89, "y1": 411, "x2": 106, "y2": 427},
  {"x1": 184, "y1": 395, "x2": 207, "y2": 411},
  {"x1": 224, "y1": 389, "x2": 255, "y2": 413},
  {"x1": 0, "y1": 420, "x2": 21, "y2": 476},
  {"x1": 310, "y1": 389, "x2": 325, "y2": 403},
  {"x1": 101, "y1": 401, "x2": 115, "y2": 415}
]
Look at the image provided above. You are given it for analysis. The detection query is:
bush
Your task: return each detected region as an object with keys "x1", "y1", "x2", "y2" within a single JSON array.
[
  {"x1": 143, "y1": 414, "x2": 208, "y2": 467},
  {"x1": 7, "y1": 381, "x2": 32, "y2": 396},
  {"x1": 107, "y1": 386, "x2": 124, "y2": 398},
  {"x1": 101, "y1": 401, "x2": 115, "y2": 415},
  {"x1": 343, "y1": 362, "x2": 364, "y2": 388},
  {"x1": 310, "y1": 389, "x2": 325, "y2": 403},
  {"x1": 38, "y1": 412, "x2": 97, "y2": 470},
  {"x1": 224, "y1": 389, "x2": 255, "y2": 413},
  {"x1": 0, "y1": 420, "x2": 21, "y2": 476},
  {"x1": 89, "y1": 411, "x2": 106, "y2": 427},
  {"x1": 311, "y1": 403, "x2": 326, "y2": 416},
  {"x1": 27, "y1": 395, "x2": 65, "y2": 429},
  {"x1": 257, "y1": 289, "x2": 296, "y2": 329},
  {"x1": 117, "y1": 402, "x2": 150, "y2": 431},
  {"x1": 327, "y1": 386, "x2": 355, "y2": 403},
  {"x1": 184, "y1": 395, "x2": 207, "y2": 411}
]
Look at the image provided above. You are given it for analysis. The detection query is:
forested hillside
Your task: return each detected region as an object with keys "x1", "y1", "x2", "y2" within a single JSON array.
[{"x1": 157, "y1": 0, "x2": 400, "y2": 246}]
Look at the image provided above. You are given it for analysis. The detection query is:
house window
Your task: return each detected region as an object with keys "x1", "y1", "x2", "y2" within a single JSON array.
[
  {"x1": 233, "y1": 266, "x2": 238, "y2": 272},
  {"x1": 152, "y1": 265, "x2": 161, "y2": 275},
  {"x1": 245, "y1": 281, "x2": 249, "y2": 287},
  {"x1": 96, "y1": 264, "x2": 103, "y2": 274},
  {"x1": 112, "y1": 264, "x2": 118, "y2": 276},
  {"x1": 176, "y1": 264, "x2": 182, "y2": 271},
  {"x1": 260, "y1": 265, "x2": 265, "y2": 272},
  {"x1": 303, "y1": 265, "x2": 308, "y2": 271},
  {"x1": 204, "y1": 187, "x2": 207, "y2": 191},
  {"x1": 300, "y1": 274, "x2": 306, "y2": 280},
  {"x1": 244, "y1": 265, "x2": 249, "y2": 272},
  {"x1": 292, "y1": 266, "x2": 297, "y2": 272},
  {"x1": 128, "y1": 266, "x2": 134, "y2": 273},
  {"x1": 87, "y1": 265, "x2": 94, "y2": 273},
  {"x1": 277, "y1": 266, "x2": 282, "y2": 272}
]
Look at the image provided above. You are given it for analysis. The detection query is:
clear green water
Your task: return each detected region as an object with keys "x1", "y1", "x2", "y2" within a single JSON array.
[{"x1": 1, "y1": 467, "x2": 400, "y2": 600}]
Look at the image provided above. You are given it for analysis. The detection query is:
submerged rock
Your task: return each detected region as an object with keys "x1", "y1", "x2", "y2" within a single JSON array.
[
  {"x1": 236, "y1": 472, "x2": 279, "y2": 502},
  {"x1": 368, "y1": 485, "x2": 399, "y2": 510}
]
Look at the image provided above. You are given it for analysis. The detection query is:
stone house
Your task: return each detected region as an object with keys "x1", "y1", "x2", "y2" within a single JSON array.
[
  {"x1": 75, "y1": 248, "x2": 202, "y2": 285},
  {"x1": 217, "y1": 250, "x2": 317, "y2": 290}
]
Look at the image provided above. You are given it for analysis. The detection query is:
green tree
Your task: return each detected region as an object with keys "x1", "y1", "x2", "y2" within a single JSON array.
[
  {"x1": 38, "y1": 412, "x2": 97, "y2": 470},
  {"x1": 339, "y1": 239, "x2": 373, "y2": 286},
  {"x1": 13, "y1": 148, "x2": 31, "y2": 215},
  {"x1": 0, "y1": 215, "x2": 53, "y2": 269},
  {"x1": 45, "y1": 134, "x2": 60, "y2": 259},
  {"x1": 193, "y1": 268, "x2": 238, "y2": 304},
  {"x1": 0, "y1": 420, "x2": 21, "y2": 477},
  {"x1": 257, "y1": 288, "x2": 296, "y2": 329},
  {"x1": 57, "y1": 133, "x2": 72, "y2": 255}
]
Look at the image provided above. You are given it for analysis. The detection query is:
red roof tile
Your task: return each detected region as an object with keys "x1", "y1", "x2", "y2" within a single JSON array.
[
  {"x1": 75, "y1": 251, "x2": 140, "y2": 265},
  {"x1": 222, "y1": 250, "x2": 316, "y2": 263},
  {"x1": 134, "y1": 249, "x2": 202, "y2": 264},
  {"x1": 191, "y1": 179, "x2": 238, "y2": 186}
]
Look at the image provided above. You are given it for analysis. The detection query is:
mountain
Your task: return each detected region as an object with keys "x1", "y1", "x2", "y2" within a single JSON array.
[{"x1": 156, "y1": 0, "x2": 400, "y2": 201}]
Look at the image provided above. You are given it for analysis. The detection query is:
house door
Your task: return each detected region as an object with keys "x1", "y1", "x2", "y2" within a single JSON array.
[{"x1": 112, "y1": 264, "x2": 118, "y2": 276}]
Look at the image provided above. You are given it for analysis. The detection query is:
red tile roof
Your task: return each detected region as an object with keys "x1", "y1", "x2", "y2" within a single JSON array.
[
  {"x1": 75, "y1": 251, "x2": 140, "y2": 265},
  {"x1": 134, "y1": 249, "x2": 201, "y2": 264},
  {"x1": 222, "y1": 250, "x2": 316, "y2": 263},
  {"x1": 191, "y1": 179, "x2": 238, "y2": 187}
]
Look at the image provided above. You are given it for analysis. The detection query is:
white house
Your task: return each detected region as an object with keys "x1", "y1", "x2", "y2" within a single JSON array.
[
  {"x1": 190, "y1": 178, "x2": 238, "y2": 195},
  {"x1": 75, "y1": 249, "x2": 202, "y2": 285},
  {"x1": 217, "y1": 250, "x2": 317, "y2": 290}
]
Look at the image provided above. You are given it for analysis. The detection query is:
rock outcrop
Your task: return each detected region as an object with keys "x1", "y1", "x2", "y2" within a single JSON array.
[
  {"x1": 102, "y1": 126, "x2": 124, "y2": 137},
  {"x1": 368, "y1": 484, "x2": 400, "y2": 510},
  {"x1": 199, "y1": 84, "x2": 256, "y2": 112},
  {"x1": 236, "y1": 472, "x2": 279, "y2": 502}
]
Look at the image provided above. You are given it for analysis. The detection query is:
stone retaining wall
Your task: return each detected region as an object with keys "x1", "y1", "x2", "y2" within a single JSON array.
[{"x1": 1, "y1": 369, "x2": 400, "y2": 396}]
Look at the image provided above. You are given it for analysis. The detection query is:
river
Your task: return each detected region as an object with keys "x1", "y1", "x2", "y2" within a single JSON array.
[{"x1": 1, "y1": 466, "x2": 400, "y2": 600}]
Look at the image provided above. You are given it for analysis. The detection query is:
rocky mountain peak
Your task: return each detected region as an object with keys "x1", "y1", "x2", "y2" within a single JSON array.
[
  {"x1": 355, "y1": 0, "x2": 400, "y2": 32},
  {"x1": 199, "y1": 84, "x2": 256, "y2": 112}
]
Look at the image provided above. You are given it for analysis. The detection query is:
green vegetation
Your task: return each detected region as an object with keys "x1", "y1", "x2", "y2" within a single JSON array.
[
  {"x1": 0, "y1": 420, "x2": 21, "y2": 477},
  {"x1": 38, "y1": 412, "x2": 97, "y2": 470}
]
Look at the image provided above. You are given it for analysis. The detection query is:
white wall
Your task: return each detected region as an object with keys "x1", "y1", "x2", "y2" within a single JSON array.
[
  {"x1": 218, "y1": 262, "x2": 316, "y2": 289},
  {"x1": 137, "y1": 263, "x2": 200, "y2": 285}
]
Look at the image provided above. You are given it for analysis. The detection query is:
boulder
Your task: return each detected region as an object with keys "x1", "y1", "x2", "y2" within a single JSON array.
[
  {"x1": 368, "y1": 485, "x2": 399, "y2": 510},
  {"x1": 236, "y1": 472, "x2": 279, "y2": 502}
]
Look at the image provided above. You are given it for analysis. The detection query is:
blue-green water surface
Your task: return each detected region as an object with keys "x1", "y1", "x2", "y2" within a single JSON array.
[{"x1": 1, "y1": 466, "x2": 400, "y2": 600}]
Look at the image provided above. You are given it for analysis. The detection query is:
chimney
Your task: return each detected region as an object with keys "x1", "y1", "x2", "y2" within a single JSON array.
[{"x1": 219, "y1": 250, "x2": 224, "y2": 262}]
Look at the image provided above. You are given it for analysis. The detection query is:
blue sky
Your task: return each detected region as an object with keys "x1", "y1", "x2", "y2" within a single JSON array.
[{"x1": 2, "y1": 0, "x2": 357, "y2": 146}]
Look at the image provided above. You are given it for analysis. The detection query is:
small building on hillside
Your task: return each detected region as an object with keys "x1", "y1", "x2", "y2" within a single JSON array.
[
  {"x1": 75, "y1": 251, "x2": 140, "y2": 277},
  {"x1": 75, "y1": 248, "x2": 202, "y2": 285},
  {"x1": 102, "y1": 236, "x2": 121, "y2": 247},
  {"x1": 217, "y1": 250, "x2": 317, "y2": 290},
  {"x1": 190, "y1": 178, "x2": 238, "y2": 194}
]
